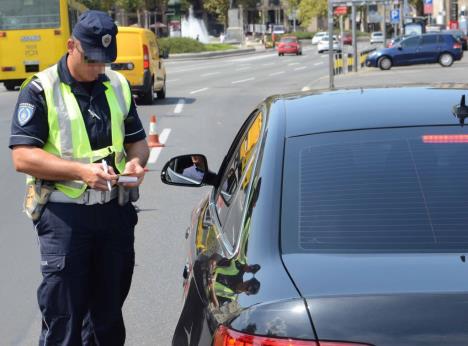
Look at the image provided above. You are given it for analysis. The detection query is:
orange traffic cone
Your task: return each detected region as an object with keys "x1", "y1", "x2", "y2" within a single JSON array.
[{"x1": 147, "y1": 115, "x2": 164, "y2": 148}]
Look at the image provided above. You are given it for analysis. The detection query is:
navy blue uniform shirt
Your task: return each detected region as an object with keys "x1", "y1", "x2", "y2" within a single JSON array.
[{"x1": 9, "y1": 54, "x2": 146, "y2": 153}]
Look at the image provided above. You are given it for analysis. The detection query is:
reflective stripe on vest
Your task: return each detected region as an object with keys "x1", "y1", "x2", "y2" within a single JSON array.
[
  {"x1": 214, "y1": 281, "x2": 236, "y2": 300},
  {"x1": 29, "y1": 65, "x2": 131, "y2": 198}
]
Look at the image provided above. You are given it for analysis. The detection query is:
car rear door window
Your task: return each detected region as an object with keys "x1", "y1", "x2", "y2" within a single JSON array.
[{"x1": 282, "y1": 127, "x2": 468, "y2": 253}]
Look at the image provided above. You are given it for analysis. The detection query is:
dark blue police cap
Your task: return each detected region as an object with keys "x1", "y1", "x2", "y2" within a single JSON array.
[{"x1": 72, "y1": 10, "x2": 118, "y2": 63}]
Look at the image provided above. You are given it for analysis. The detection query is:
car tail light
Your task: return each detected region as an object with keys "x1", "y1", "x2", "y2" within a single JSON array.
[
  {"x1": 213, "y1": 326, "x2": 373, "y2": 346},
  {"x1": 0, "y1": 31, "x2": 6, "y2": 37},
  {"x1": 423, "y1": 134, "x2": 468, "y2": 143},
  {"x1": 453, "y1": 42, "x2": 462, "y2": 49},
  {"x1": 143, "y1": 44, "x2": 150, "y2": 69}
]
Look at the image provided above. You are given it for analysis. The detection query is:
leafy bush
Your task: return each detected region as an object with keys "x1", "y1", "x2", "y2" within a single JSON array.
[
  {"x1": 157, "y1": 37, "x2": 238, "y2": 54},
  {"x1": 158, "y1": 37, "x2": 206, "y2": 53},
  {"x1": 288, "y1": 31, "x2": 314, "y2": 39},
  {"x1": 204, "y1": 43, "x2": 238, "y2": 51}
]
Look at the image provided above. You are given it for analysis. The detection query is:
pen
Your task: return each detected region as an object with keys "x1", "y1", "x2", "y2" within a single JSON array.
[{"x1": 101, "y1": 159, "x2": 112, "y2": 191}]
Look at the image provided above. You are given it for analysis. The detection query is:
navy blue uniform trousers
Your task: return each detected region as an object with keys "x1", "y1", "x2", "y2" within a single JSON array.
[{"x1": 34, "y1": 199, "x2": 137, "y2": 346}]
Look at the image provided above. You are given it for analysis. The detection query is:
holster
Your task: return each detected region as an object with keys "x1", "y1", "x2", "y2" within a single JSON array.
[
  {"x1": 23, "y1": 180, "x2": 54, "y2": 221},
  {"x1": 118, "y1": 185, "x2": 139, "y2": 206}
]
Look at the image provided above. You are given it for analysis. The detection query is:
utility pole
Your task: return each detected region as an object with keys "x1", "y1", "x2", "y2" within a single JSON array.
[
  {"x1": 382, "y1": 3, "x2": 387, "y2": 46},
  {"x1": 352, "y1": 3, "x2": 357, "y2": 72},
  {"x1": 328, "y1": 0, "x2": 334, "y2": 89}
]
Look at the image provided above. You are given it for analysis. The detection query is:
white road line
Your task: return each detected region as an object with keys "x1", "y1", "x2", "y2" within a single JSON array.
[
  {"x1": 269, "y1": 71, "x2": 285, "y2": 76},
  {"x1": 231, "y1": 53, "x2": 277, "y2": 62},
  {"x1": 159, "y1": 128, "x2": 171, "y2": 144},
  {"x1": 302, "y1": 86, "x2": 311, "y2": 91},
  {"x1": 174, "y1": 99, "x2": 185, "y2": 114},
  {"x1": 232, "y1": 77, "x2": 255, "y2": 84},
  {"x1": 190, "y1": 87, "x2": 209, "y2": 94},
  {"x1": 294, "y1": 66, "x2": 307, "y2": 71},
  {"x1": 148, "y1": 128, "x2": 171, "y2": 164},
  {"x1": 148, "y1": 147, "x2": 162, "y2": 165},
  {"x1": 201, "y1": 72, "x2": 220, "y2": 77},
  {"x1": 314, "y1": 62, "x2": 324, "y2": 66},
  {"x1": 288, "y1": 62, "x2": 301, "y2": 66}
]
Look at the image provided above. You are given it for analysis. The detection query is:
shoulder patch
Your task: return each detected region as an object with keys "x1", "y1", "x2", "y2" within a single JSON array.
[{"x1": 17, "y1": 103, "x2": 36, "y2": 126}]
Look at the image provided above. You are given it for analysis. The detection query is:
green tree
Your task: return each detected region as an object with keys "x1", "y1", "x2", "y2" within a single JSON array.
[
  {"x1": 116, "y1": 0, "x2": 145, "y2": 11},
  {"x1": 80, "y1": 0, "x2": 114, "y2": 10},
  {"x1": 298, "y1": 0, "x2": 327, "y2": 26},
  {"x1": 203, "y1": 0, "x2": 230, "y2": 28}
]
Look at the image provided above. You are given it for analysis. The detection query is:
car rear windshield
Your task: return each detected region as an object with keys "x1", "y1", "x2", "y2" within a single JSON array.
[
  {"x1": 281, "y1": 127, "x2": 468, "y2": 254},
  {"x1": 280, "y1": 37, "x2": 296, "y2": 43}
]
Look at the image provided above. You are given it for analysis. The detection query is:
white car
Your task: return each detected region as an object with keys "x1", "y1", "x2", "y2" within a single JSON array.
[
  {"x1": 312, "y1": 31, "x2": 327, "y2": 44},
  {"x1": 370, "y1": 31, "x2": 384, "y2": 44},
  {"x1": 272, "y1": 24, "x2": 286, "y2": 35},
  {"x1": 317, "y1": 35, "x2": 341, "y2": 53}
]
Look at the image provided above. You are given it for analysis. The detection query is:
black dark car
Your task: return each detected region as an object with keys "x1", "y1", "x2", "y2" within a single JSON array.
[{"x1": 161, "y1": 87, "x2": 468, "y2": 346}]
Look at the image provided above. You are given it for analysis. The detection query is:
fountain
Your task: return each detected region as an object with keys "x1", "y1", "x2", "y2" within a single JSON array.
[{"x1": 181, "y1": 6, "x2": 209, "y2": 43}]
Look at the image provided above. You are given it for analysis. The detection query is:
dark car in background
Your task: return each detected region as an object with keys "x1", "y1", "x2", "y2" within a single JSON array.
[
  {"x1": 161, "y1": 86, "x2": 468, "y2": 346},
  {"x1": 366, "y1": 33, "x2": 463, "y2": 70},
  {"x1": 443, "y1": 29, "x2": 468, "y2": 50}
]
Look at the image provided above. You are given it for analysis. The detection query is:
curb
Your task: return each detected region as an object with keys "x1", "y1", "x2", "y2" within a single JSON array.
[{"x1": 167, "y1": 48, "x2": 257, "y2": 60}]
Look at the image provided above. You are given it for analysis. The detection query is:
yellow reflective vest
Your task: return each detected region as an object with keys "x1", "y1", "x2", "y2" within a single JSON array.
[{"x1": 25, "y1": 65, "x2": 132, "y2": 198}]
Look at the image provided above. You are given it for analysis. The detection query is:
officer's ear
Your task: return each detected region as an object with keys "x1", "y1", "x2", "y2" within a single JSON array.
[{"x1": 67, "y1": 38, "x2": 75, "y2": 55}]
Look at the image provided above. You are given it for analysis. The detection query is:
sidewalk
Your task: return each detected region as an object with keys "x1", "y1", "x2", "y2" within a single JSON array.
[{"x1": 304, "y1": 58, "x2": 468, "y2": 91}]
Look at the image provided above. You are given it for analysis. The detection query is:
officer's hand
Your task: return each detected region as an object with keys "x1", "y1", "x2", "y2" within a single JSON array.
[
  {"x1": 120, "y1": 160, "x2": 145, "y2": 188},
  {"x1": 80, "y1": 163, "x2": 118, "y2": 191}
]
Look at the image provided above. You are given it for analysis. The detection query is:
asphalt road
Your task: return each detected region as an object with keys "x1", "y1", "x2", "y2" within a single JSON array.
[{"x1": 0, "y1": 45, "x2": 467, "y2": 345}]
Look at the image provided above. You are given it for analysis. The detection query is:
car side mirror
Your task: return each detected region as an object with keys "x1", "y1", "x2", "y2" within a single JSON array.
[
  {"x1": 161, "y1": 154, "x2": 216, "y2": 187},
  {"x1": 396, "y1": 44, "x2": 403, "y2": 50}
]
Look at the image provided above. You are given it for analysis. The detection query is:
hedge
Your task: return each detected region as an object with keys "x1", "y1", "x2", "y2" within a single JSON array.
[{"x1": 158, "y1": 37, "x2": 238, "y2": 54}]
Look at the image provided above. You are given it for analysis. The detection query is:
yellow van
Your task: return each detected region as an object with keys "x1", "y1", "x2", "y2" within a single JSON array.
[{"x1": 112, "y1": 26, "x2": 166, "y2": 104}]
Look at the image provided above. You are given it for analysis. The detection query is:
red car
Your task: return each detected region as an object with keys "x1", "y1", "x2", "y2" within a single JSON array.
[
  {"x1": 277, "y1": 36, "x2": 302, "y2": 56},
  {"x1": 340, "y1": 32, "x2": 352, "y2": 45}
]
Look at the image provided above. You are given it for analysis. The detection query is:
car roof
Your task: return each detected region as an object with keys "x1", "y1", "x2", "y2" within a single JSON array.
[{"x1": 268, "y1": 86, "x2": 468, "y2": 138}]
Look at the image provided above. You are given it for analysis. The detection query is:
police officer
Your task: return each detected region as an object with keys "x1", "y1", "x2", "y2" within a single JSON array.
[{"x1": 9, "y1": 11, "x2": 149, "y2": 346}]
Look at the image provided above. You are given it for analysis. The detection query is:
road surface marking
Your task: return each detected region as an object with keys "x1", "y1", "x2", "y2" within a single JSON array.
[
  {"x1": 231, "y1": 53, "x2": 277, "y2": 62},
  {"x1": 190, "y1": 87, "x2": 209, "y2": 94},
  {"x1": 302, "y1": 86, "x2": 311, "y2": 91},
  {"x1": 288, "y1": 62, "x2": 300, "y2": 66},
  {"x1": 148, "y1": 128, "x2": 171, "y2": 164},
  {"x1": 201, "y1": 72, "x2": 220, "y2": 77},
  {"x1": 294, "y1": 66, "x2": 307, "y2": 71},
  {"x1": 269, "y1": 71, "x2": 285, "y2": 76},
  {"x1": 174, "y1": 99, "x2": 185, "y2": 114},
  {"x1": 232, "y1": 77, "x2": 255, "y2": 84},
  {"x1": 314, "y1": 62, "x2": 324, "y2": 66}
]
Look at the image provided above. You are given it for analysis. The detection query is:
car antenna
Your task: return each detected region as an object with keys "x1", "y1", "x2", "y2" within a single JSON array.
[{"x1": 452, "y1": 95, "x2": 468, "y2": 126}]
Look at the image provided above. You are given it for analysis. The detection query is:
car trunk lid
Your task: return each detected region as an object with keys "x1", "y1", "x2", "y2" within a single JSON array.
[{"x1": 282, "y1": 253, "x2": 468, "y2": 345}]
